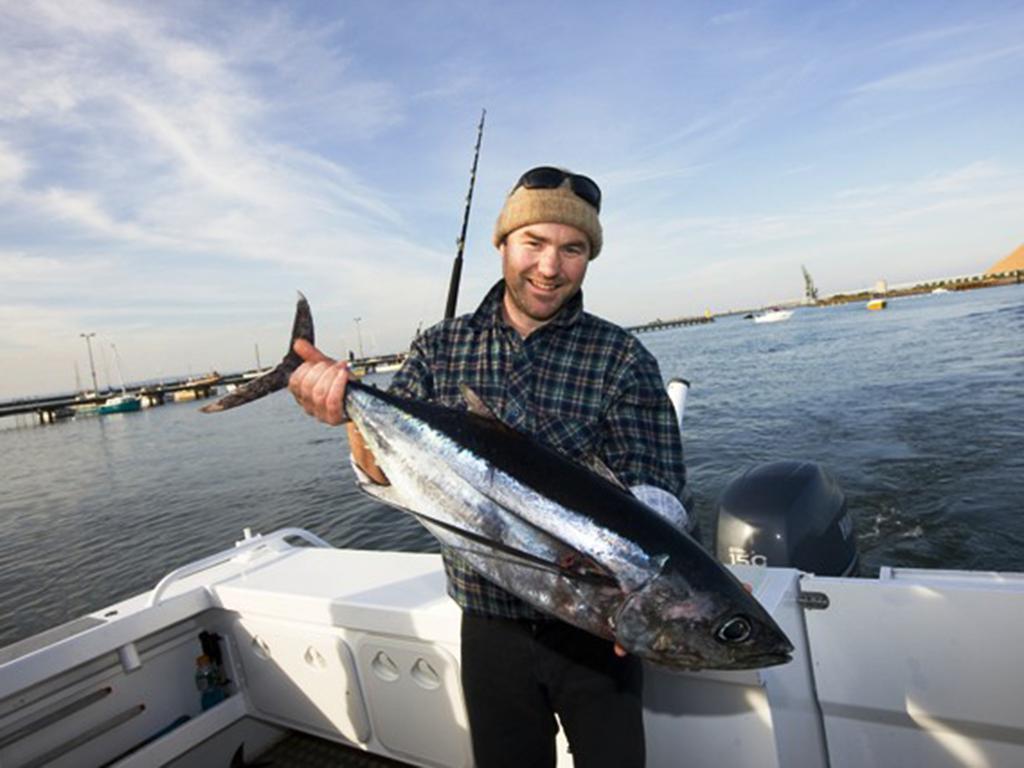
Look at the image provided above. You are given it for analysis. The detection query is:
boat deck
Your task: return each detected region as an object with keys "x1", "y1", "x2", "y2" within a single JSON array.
[{"x1": 260, "y1": 731, "x2": 414, "y2": 767}]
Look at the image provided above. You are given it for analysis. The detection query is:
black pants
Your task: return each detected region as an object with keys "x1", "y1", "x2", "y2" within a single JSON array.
[{"x1": 461, "y1": 613, "x2": 645, "y2": 768}]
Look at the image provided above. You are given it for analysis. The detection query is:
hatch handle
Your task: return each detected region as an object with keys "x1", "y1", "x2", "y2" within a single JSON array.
[
  {"x1": 798, "y1": 591, "x2": 831, "y2": 610},
  {"x1": 147, "y1": 527, "x2": 330, "y2": 607}
]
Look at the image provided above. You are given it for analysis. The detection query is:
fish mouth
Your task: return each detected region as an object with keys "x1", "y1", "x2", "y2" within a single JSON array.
[
  {"x1": 705, "y1": 650, "x2": 793, "y2": 670},
  {"x1": 647, "y1": 641, "x2": 793, "y2": 671}
]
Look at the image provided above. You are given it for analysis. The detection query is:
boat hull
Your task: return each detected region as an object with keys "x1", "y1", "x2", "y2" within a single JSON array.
[
  {"x1": 98, "y1": 396, "x2": 142, "y2": 414},
  {"x1": 753, "y1": 310, "x2": 794, "y2": 324},
  {"x1": 3, "y1": 530, "x2": 1024, "y2": 768}
]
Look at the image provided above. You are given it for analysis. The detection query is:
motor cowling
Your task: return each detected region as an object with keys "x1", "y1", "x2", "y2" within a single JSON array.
[{"x1": 713, "y1": 461, "x2": 858, "y2": 576}]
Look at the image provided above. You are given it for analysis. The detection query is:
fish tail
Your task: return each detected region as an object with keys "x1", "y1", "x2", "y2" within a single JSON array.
[{"x1": 200, "y1": 292, "x2": 314, "y2": 413}]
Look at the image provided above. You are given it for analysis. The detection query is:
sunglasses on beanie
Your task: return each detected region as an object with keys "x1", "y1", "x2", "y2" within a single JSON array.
[{"x1": 511, "y1": 166, "x2": 602, "y2": 213}]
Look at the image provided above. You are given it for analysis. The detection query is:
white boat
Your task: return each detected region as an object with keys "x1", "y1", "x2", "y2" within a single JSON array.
[
  {"x1": 72, "y1": 393, "x2": 101, "y2": 417},
  {"x1": 1, "y1": 527, "x2": 1021, "y2": 768},
  {"x1": 3, "y1": 382, "x2": 1022, "y2": 768},
  {"x1": 753, "y1": 308, "x2": 794, "y2": 324}
]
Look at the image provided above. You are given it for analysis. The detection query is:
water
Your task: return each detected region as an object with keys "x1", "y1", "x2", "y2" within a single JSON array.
[{"x1": 2, "y1": 285, "x2": 1022, "y2": 648}]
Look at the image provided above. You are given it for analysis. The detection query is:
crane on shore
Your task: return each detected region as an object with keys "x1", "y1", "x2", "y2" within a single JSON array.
[{"x1": 802, "y1": 265, "x2": 819, "y2": 305}]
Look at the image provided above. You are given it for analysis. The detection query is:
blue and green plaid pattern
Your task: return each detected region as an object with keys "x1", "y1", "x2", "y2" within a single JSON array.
[{"x1": 389, "y1": 280, "x2": 687, "y2": 618}]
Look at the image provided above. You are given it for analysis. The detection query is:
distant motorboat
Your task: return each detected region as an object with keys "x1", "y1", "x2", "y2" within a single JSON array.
[
  {"x1": 866, "y1": 298, "x2": 887, "y2": 311},
  {"x1": 753, "y1": 308, "x2": 794, "y2": 324},
  {"x1": 931, "y1": 288, "x2": 950, "y2": 295}
]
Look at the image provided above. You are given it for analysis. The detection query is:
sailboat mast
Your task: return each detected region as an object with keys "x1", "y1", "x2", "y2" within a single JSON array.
[{"x1": 111, "y1": 343, "x2": 128, "y2": 394}]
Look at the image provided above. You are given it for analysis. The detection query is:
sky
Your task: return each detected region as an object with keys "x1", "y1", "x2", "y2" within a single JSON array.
[{"x1": 2, "y1": 0, "x2": 1023, "y2": 399}]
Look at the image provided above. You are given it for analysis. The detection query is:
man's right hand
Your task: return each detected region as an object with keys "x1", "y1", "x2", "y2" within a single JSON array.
[
  {"x1": 289, "y1": 339, "x2": 390, "y2": 485},
  {"x1": 288, "y1": 339, "x2": 351, "y2": 426}
]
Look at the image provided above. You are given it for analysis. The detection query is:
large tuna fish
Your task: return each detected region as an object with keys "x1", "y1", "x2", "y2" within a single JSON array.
[{"x1": 203, "y1": 295, "x2": 794, "y2": 670}]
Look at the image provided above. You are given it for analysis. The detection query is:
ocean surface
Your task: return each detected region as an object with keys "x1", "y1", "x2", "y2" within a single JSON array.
[{"x1": 2, "y1": 284, "x2": 1022, "y2": 649}]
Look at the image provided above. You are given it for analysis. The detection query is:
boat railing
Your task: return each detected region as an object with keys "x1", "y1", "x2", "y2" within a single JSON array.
[{"x1": 147, "y1": 527, "x2": 331, "y2": 607}]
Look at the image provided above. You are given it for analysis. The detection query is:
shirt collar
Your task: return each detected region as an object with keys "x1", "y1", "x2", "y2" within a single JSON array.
[{"x1": 470, "y1": 279, "x2": 585, "y2": 331}]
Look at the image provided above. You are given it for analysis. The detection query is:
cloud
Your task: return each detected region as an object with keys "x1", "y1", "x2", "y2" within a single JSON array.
[
  {"x1": 590, "y1": 159, "x2": 1024, "y2": 319},
  {"x1": 708, "y1": 9, "x2": 753, "y2": 27},
  {"x1": 878, "y1": 20, "x2": 996, "y2": 51},
  {"x1": 34, "y1": 187, "x2": 156, "y2": 242},
  {"x1": 851, "y1": 44, "x2": 1024, "y2": 94},
  {"x1": 0, "y1": 1, "x2": 458, "y2": 397},
  {"x1": 2, "y1": 1, "x2": 1023, "y2": 399},
  {"x1": 0, "y1": 4, "x2": 434, "y2": 274},
  {"x1": 0, "y1": 140, "x2": 29, "y2": 187}
]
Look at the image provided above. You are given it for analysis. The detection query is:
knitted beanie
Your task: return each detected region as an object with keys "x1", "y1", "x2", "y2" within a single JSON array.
[{"x1": 493, "y1": 181, "x2": 603, "y2": 259}]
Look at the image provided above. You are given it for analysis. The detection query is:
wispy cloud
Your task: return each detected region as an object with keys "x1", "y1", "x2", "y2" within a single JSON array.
[
  {"x1": 708, "y1": 9, "x2": 752, "y2": 27},
  {"x1": 592, "y1": 159, "x2": 1024, "y2": 319},
  {"x1": 1, "y1": 1, "x2": 1023, "y2": 397},
  {"x1": 852, "y1": 43, "x2": 1024, "y2": 94},
  {"x1": 3, "y1": 9, "x2": 428, "y2": 248},
  {"x1": 0, "y1": 1, "x2": 456, "y2": 395},
  {"x1": 878, "y1": 20, "x2": 997, "y2": 51}
]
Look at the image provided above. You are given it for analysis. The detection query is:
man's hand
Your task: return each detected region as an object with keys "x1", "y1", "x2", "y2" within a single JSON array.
[
  {"x1": 288, "y1": 339, "x2": 350, "y2": 425},
  {"x1": 288, "y1": 339, "x2": 390, "y2": 485}
]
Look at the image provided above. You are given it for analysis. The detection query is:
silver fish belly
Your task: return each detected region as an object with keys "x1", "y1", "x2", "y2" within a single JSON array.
[{"x1": 345, "y1": 380, "x2": 793, "y2": 670}]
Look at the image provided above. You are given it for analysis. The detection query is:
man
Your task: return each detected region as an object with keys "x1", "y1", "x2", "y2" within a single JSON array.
[{"x1": 289, "y1": 166, "x2": 688, "y2": 768}]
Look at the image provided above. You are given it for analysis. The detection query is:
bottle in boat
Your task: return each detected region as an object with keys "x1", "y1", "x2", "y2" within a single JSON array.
[{"x1": 194, "y1": 654, "x2": 226, "y2": 710}]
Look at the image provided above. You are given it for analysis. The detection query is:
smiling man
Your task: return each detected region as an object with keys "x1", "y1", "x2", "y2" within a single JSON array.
[{"x1": 289, "y1": 166, "x2": 688, "y2": 767}]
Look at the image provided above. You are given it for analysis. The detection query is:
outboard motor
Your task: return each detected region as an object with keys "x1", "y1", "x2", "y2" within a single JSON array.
[{"x1": 713, "y1": 461, "x2": 858, "y2": 576}]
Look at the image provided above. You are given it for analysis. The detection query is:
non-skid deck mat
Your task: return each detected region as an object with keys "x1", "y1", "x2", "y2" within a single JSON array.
[{"x1": 255, "y1": 731, "x2": 415, "y2": 768}]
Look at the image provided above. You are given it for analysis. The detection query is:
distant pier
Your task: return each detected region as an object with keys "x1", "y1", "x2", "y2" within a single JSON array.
[
  {"x1": 1, "y1": 352, "x2": 408, "y2": 426},
  {"x1": 628, "y1": 315, "x2": 714, "y2": 334}
]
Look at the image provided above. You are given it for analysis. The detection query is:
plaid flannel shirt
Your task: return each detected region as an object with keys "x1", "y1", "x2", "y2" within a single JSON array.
[{"x1": 388, "y1": 279, "x2": 687, "y2": 619}]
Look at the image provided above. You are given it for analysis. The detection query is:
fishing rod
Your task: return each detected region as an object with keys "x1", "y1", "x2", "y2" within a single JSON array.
[{"x1": 444, "y1": 108, "x2": 486, "y2": 319}]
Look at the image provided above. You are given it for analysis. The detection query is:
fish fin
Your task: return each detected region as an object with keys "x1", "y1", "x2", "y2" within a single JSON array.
[
  {"x1": 459, "y1": 383, "x2": 504, "y2": 422},
  {"x1": 201, "y1": 292, "x2": 314, "y2": 413},
  {"x1": 290, "y1": 290, "x2": 315, "y2": 350},
  {"x1": 356, "y1": 484, "x2": 618, "y2": 588},
  {"x1": 584, "y1": 455, "x2": 631, "y2": 492},
  {"x1": 199, "y1": 368, "x2": 289, "y2": 413}
]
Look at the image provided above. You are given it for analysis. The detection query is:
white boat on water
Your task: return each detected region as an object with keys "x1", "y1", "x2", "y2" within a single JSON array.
[
  {"x1": 2, "y1": 383, "x2": 1022, "y2": 768},
  {"x1": 753, "y1": 308, "x2": 794, "y2": 324}
]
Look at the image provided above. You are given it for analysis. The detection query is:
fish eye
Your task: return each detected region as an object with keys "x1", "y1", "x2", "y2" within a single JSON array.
[{"x1": 716, "y1": 616, "x2": 752, "y2": 644}]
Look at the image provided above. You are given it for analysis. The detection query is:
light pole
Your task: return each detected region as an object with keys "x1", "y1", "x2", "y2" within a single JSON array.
[
  {"x1": 80, "y1": 332, "x2": 99, "y2": 394},
  {"x1": 354, "y1": 317, "x2": 364, "y2": 359}
]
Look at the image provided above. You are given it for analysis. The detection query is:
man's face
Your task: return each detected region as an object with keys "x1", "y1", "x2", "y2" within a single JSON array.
[{"x1": 500, "y1": 223, "x2": 591, "y2": 336}]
